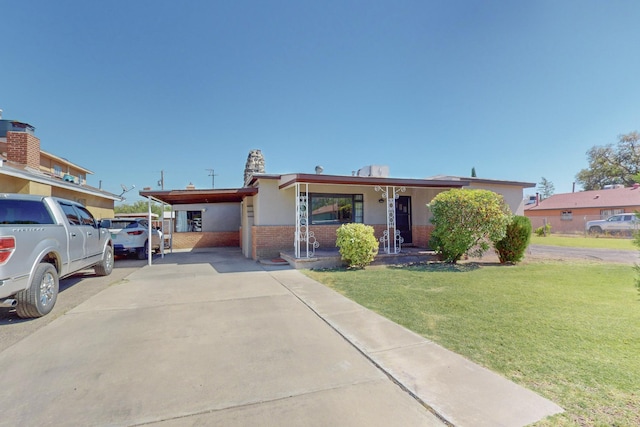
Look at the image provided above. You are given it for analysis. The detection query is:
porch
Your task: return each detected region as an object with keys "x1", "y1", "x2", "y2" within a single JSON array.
[{"x1": 277, "y1": 246, "x2": 440, "y2": 269}]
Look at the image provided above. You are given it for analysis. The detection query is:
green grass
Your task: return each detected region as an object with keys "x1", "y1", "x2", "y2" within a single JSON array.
[
  {"x1": 531, "y1": 234, "x2": 636, "y2": 251},
  {"x1": 305, "y1": 261, "x2": 640, "y2": 426}
]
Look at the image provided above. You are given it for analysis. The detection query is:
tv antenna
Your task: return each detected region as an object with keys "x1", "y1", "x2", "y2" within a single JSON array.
[
  {"x1": 206, "y1": 169, "x2": 217, "y2": 188},
  {"x1": 119, "y1": 184, "x2": 136, "y2": 197}
]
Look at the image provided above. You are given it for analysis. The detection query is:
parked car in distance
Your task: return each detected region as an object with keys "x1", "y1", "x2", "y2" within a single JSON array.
[
  {"x1": 585, "y1": 214, "x2": 640, "y2": 235},
  {"x1": 101, "y1": 218, "x2": 161, "y2": 259}
]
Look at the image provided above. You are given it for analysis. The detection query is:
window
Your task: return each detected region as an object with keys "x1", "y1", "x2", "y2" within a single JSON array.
[
  {"x1": 75, "y1": 205, "x2": 97, "y2": 227},
  {"x1": 59, "y1": 202, "x2": 81, "y2": 225},
  {"x1": 175, "y1": 210, "x2": 202, "y2": 232},
  {"x1": 561, "y1": 211, "x2": 573, "y2": 221},
  {"x1": 309, "y1": 194, "x2": 363, "y2": 225},
  {"x1": 0, "y1": 200, "x2": 55, "y2": 225},
  {"x1": 54, "y1": 165, "x2": 63, "y2": 176}
]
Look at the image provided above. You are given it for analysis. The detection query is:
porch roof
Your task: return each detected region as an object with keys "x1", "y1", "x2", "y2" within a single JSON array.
[
  {"x1": 250, "y1": 173, "x2": 469, "y2": 190},
  {"x1": 139, "y1": 187, "x2": 258, "y2": 205}
]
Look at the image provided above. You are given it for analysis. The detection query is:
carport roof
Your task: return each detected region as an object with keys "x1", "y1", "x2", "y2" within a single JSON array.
[{"x1": 139, "y1": 188, "x2": 257, "y2": 205}]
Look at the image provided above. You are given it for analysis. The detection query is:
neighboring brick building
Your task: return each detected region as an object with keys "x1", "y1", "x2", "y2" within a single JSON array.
[
  {"x1": 525, "y1": 185, "x2": 640, "y2": 234},
  {"x1": 0, "y1": 116, "x2": 121, "y2": 218}
]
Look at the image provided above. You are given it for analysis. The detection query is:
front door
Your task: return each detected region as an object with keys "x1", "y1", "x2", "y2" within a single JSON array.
[{"x1": 396, "y1": 196, "x2": 412, "y2": 244}]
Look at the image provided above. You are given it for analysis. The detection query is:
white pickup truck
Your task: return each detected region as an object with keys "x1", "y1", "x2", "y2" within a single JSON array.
[{"x1": 0, "y1": 194, "x2": 113, "y2": 318}]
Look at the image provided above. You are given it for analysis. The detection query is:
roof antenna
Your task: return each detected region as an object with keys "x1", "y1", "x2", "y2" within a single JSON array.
[{"x1": 119, "y1": 184, "x2": 136, "y2": 197}]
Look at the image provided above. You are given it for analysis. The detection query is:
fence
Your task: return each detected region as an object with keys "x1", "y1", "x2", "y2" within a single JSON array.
[{"x1": 528, "y1": 214, "x2": 639, "y2": 236}]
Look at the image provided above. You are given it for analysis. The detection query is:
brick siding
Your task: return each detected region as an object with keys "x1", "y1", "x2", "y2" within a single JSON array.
[{"x1": 250, "y1": 223, "x2": 435, "y2": 260}]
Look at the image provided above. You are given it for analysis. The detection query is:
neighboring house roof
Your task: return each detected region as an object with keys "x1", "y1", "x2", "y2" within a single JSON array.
[
  {"x1": 427, "y1": 175, "x2": 536, "y2": 188},
  {"x1": 40, "y1": 149, "x2": 94, "y2": 175},
  {"x1": 526, "y1": 185, "x2": 640, "y2": 211},
  {"x1": 0, "y1": 159, "x2": 121, "y2": 201}
]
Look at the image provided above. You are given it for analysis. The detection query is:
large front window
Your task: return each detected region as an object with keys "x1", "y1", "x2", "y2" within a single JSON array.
[{"x1": 310, "y1": 194, "x2": 363, "y2": 225}]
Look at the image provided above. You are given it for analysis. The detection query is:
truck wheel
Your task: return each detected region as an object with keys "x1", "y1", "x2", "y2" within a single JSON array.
[
  {"x1": 589, "y1": 226, "x2": 603, "y2": 234},
  {"x1": 95, "y1": 245, "x2": 114, "y2": 276},
  {"x1": 137, "y1": 241, "x2": 148, "y2": 260},
  {"x1": 15, "y1": 263, "x2": 59, "y2": 318}
]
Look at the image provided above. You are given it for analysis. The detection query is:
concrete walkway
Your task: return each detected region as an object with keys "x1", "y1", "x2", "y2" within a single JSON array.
[{"x1": 0, "y1": 248, "x2": 562, "y2": 426}]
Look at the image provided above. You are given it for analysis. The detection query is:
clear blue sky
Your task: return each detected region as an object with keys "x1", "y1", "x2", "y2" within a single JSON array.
[{"x1": 2, "y1": 0, "x2": 639, "y2": 203}]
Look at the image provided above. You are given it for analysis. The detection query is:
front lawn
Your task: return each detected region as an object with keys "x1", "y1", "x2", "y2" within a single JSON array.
[
  {"x1": 531, "y1": 234, "x2": 636, "y2": 250},
  {"x1": 305, "y1": 261, "x2": 640, "y2": 426}
]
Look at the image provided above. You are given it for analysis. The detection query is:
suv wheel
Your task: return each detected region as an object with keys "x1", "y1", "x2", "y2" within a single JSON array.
[{"x1": 137, "y1": 241, "x2": 148, "y2": 260}]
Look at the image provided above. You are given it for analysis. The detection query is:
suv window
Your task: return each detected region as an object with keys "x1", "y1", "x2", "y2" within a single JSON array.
[
  {"x1": 59, "y1": 202, "x2": 81, "y2": 225},
  {"x1": 0, "y1": 200, "x2": 55, "y2": 225},
  {"x1": 76, "y1": 205, "x2": 97, "y2": 227}
]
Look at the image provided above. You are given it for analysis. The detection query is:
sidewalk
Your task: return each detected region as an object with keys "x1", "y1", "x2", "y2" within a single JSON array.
[{"x1": 0, "y1": 248, "x2": 562, "y2": 426}]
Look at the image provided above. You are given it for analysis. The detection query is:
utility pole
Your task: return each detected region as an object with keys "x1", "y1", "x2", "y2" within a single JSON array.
[
  {"x1": 157, "y1": 170, "x2": 164, "y2": 190},
  {"x1": 206, "y1": 169, "x2": 217, "y2": 188}
]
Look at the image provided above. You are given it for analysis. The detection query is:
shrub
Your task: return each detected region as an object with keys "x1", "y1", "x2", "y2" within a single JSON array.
[
  {"x1": 494, "y1": 215, "x2": 532, "y2": 264},
  {"x1": 534, "y1": 223, "x2": 552, "y2": 237},
  {"x1": 428, "y1": 189, "x2": 511, "y2": 263},
  {"x1": 335, "y1": 223, "x2": 379, "y2": 268}
]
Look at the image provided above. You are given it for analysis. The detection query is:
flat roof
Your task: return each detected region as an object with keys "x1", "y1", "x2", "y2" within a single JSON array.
[{"x1": 139, "y1": 187, "x2": 258, "y2": 205}]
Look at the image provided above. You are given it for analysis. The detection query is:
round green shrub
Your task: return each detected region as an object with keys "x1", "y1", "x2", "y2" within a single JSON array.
[
  {"x1": 494, "y1": 215, "x2": 532, "y2": 264},
  {"x1": 335, "y1": 223, "x2": 379, "y2": 268}
]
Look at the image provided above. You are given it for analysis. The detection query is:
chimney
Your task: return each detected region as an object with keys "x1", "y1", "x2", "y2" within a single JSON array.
[{"x1": 7, "y1": 131, "x2": 40, "y2": 169}]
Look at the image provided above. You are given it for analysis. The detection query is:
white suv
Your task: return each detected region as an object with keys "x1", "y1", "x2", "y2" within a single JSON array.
[
  {"x1": 585, "y1": 214, "x2": 640, "y2": 235},
  {"x1": 102, "y1": 218, "x2": 162, "y2": 259}
]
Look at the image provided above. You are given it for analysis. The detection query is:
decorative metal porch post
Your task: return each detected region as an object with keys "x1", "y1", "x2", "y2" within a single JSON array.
[
  {"x1": 375, "y1": 185, "x2": 405, "y2": 254},
  {"x1": 295, "y1": 183, "x2": 318, "y2": 258}
]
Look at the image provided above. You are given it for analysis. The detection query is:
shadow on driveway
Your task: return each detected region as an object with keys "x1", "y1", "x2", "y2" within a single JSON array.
[{"x1": 153, "y1": 247, "x2": 293, "y2": 274}]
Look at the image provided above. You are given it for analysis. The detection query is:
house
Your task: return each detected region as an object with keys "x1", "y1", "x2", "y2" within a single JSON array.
[
  {"x1": 0, "y1": 116, "x2": 121, "y2": 218},
  {"x1": 140, "y1": 155, "x2": 535, "y2": 262},
  {"x1": 525, "y1": 184, "x2": 640, "y2": 234}
]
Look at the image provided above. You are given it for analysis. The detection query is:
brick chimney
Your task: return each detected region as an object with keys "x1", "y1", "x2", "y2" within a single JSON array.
[{"x1": 6, "y1": 131, "x2": 40, "y2": 169}]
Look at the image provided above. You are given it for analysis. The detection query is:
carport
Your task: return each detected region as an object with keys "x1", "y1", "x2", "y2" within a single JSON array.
[{"x1": 139, "y1": 188, "x2": 258, "y2": 265}]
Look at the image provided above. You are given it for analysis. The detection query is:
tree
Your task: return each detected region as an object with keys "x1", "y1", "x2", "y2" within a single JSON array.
[
  {"x1": 471, "y1": 167, "x2": 477, "y2": 177},
  {"x1": 576, "y1": 131, "x2": 640, "y2": 190},
  {"x1": 494, "y1": 215, "x2": 532, "y2": 264},
  {"x1": 428, "y1": 189, "x2": 511, "y2": 263},
  {"x1": 115, "y1": 201, "x2": 165, "y2": 217},
  {"x1": 537, "y1": 177, "x2": 555, "y2": 199}
]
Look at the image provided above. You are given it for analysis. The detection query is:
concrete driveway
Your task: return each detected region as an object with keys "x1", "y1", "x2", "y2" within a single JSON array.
[{"x1": 0, "y1": 248, "x2": 562, "y2": 426}]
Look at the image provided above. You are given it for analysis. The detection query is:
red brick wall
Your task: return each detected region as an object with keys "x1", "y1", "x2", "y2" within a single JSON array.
[
  {"x1": 250, "y1": 223, "x2": 435, "y2": 260},
  {"x1": 252, "y1": 225, "x2": 295, "y2": 259},
  {"x1": 413, "y1": 225, "x2": 435, "y2": 248},
  {"x1": 171, "y1": 231, "x2": 239, "y2": 249},
  {"x1": 7, "y1": 132, "x2": 40, "y2": 169}
]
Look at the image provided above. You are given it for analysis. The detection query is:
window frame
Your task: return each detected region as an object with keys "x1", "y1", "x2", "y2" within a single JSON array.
[{"x1": 308, "y1": 193, "x2": 364, "y2": 225}]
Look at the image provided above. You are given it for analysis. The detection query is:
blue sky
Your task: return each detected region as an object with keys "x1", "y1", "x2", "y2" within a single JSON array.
[{"x1": 2, "y1": 0, "x2": 639, "y2": 203}]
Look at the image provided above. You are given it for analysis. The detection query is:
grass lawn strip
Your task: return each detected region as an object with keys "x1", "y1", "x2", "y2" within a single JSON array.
[
  {"x1": 531, "y1": 235, "x2": 636, "y2": 251},
  {"x1": 305, "y1": 261, "x2": 640, "y2": 426}
]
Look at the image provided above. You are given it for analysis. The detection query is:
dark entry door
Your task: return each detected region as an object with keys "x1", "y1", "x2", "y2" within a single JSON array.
[{"x1": 396, "y1": 196, "x2": 412, "y2": 244}]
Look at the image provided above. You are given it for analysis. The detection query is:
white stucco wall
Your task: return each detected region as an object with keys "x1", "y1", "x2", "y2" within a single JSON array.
[
  {"x1": 172, "y1": 203, "x2": 241, "y2": 232},
  {"x1": 253, "y1": 180, "x2": 296, "y2": 225},
  {"x1": 466, "y1": 183, "x2": 527, "y2": 215},
  {"x1": 251, "y1": 179, "x2": 451, "y2": 227}
]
